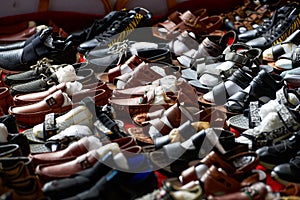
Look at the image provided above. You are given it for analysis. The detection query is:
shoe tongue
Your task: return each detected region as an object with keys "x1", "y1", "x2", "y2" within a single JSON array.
[{"x1": 0, "y1": 123, "x2": 8, "y2": 142}]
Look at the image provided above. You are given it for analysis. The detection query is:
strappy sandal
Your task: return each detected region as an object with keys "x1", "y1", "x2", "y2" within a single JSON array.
[
  {"x1": 233, "y1": 4, "x2": 273, "y2": 34},
  {"x1": 199, "y1": 68, "x2": 255, "y2": 107},
  {"x1": 152, "y1": 9, "x2": 208, "y2": 40},
  {"x1": 182, "y1": 43, "x2": 262, "y2": 93},
  {"x1": 275, "y1": 46, "x2": 300, "y2": 71},
  {"x1": 177, "y1": 30, "x2": 237, "y2": 68},
  {"x1": 126, "y1": 102, "x2": 199, "y2": 145},
  {"x1": 225, "y1": 69, "x2": 284, "y2": 113},
  {"x1": 263, "y1": 29, "x2": 300, "y2": 61}
]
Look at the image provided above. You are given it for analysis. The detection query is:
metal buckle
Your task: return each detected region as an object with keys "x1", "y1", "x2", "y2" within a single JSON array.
[
  {"x1": 46, "y1": 97, "x2": 57, "y2": 107},
  {"x1": 80, "y1": 158, "x2": 91, "y2": 169}
]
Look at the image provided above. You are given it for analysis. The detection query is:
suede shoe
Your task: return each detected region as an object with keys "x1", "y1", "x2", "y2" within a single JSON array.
[{"x1": 256, "y1": 134, "x2": 300, "y2": 170}]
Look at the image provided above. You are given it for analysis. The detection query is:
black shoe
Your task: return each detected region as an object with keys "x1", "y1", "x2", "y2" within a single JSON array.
[
  {"x1": 256, "y1": 134, "x2": 300, "y2": 170},
  {"x1": 246, "y1": 5, "x2": 300, "y2": 50},
  {"x1": 238, "y1": 3, "x2": 297, "y2": 42},
  {"x1": 87, "y1": 48, "x2": 172, "y2": 72},
  {"x1": 0, "y1": 144, "x2": 22, "y2": 157},
  {"x1": 272, "y1": 150, "x2": 300, "y2": 186},
  {"x1": 78, "y1": 7, "x2": 152, "y2": 54},
  {"x1": 63, "y1": 154, "x2": 158, "y2": 200},
  {"x1": 4, "y1": 58, "x2": 54, "y2": 86},
  {"x1": 0, "y1": 28, "x2": 44, "y2": 51},
  {"x1": 0, "y1": 114, "x2": 19, "y2": 133},
  {"x1": 65, "y1": 10, "x2": 127, "y2": 46},
  {"x1": 0, "y1": 28, "x2": 77, "y2": 74},
  {"x1": 42, "y1": 151, "x2": 114, "y2": 199}
]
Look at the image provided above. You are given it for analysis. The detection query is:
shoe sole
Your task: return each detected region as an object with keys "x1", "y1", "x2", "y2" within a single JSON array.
[{"x1": 271, "y1": 171, "x2": 300, "y2": 187}]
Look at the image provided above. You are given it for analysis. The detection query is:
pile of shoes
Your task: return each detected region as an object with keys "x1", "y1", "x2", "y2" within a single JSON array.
[{"x1": 1, "y1": 0, "x2": 300, "y2": 199}]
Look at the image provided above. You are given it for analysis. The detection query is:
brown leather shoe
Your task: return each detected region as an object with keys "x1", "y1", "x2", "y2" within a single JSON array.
[
  {"x1": 0, "y1": 87, "x2": 14, "y2": 114},
  {"x1": 207, "y1": 182, "x2": 268, "y2": 200},
  {"x1": 29, "y1": 136, "x2": 102, "y2": 167},
  {"x1": 36, "y1": 143, "x2": 121, "y2": 183},
  {"x1": 201, "y1": 165, "x2": 241, "y2": 196},
  {"x1": 9, "y1": 90, "x2": 73, "y2": 127},
  {"x1": 13, "y1": 81, "x2": 111, "y2": 106},
  {"x1": 181, "y1": 151, "x2": 259, "y2": 184}
]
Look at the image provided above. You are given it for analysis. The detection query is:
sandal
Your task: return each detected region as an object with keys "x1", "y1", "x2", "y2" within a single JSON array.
[
  {"x1": 177, "y1": 30, "x2": 237, "y2": 68},
  {"x1": 225, "y1": 69, "x2": 284, "y2": 113},
  {"x1": 126, "y1": 102, "x2": 199, "y2": 145},
  {"x1": 182, "y1": 43, "x2": 262, "y2": 93},
  {"x1": 275, "y1": 46, "x2": 300, "y2": 71},
  {"x1": 263, "y1": 29, "x2": 300, "y2": 61},
  {"x1": 199, "y1": 68, "x2": 255, "y2": 106},
  {"x1": 152, "y1": 9, "x2": 208, "y2": 40},
  {"x1": 149, "y1": 128, "x2": 228, "y2": 175}
]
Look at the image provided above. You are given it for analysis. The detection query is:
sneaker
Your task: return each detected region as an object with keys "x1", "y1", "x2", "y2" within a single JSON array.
[
  {"x1": 256, "y1": 134, "x2": 300, "y2": 170},
  {"x1": 78, "y1": 7, "x2": 152, "y2": 54}
]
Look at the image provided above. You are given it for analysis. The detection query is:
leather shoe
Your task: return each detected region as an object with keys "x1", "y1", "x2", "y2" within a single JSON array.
[
  {"x1": 42, "y1": 151, "x2": 114, "y2": 199},
  {"x1": 9, "y1": 90, "x2": 73, "y2": 127},
  {"x1": 29, "y1": 135, "x2": 102, "y2": 167},
  {"x1": 0, "y1": 144, "x2": 22, "y2": 157},
  {"x1": 35, "y1": 143, "x2": 121, "y2": 183},
  {"x1": 272, "y1": 150, "x2": 300, "y2": 186},
  {"x1": 0, "y1": 87, "x2": 14, "y2": 115}
]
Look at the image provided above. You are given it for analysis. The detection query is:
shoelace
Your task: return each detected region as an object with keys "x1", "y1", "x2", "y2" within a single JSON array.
[
  {"x1": 30, "y1": 58, "x2": 54, "y2": 74},
  {"x1": 107, "y1": 40, "x2": 130, "y2": 64}
]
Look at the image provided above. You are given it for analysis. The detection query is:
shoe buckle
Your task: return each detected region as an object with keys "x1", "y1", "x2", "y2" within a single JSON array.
[
  {"x1": 80, "y1": 158, "x2": 91, "y2": 169},
  {"x1": 46, "y1": 97, "x2": 57, "y2": 107}
]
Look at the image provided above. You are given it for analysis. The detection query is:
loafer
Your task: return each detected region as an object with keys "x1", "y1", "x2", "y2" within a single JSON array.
[
  {"x1": 36, "y1": 143, "x2": 121, "y2": 183},
  {"x1": 62, "y1": 154, "x2": 157, "y2": 200},
  {"x1": 29, "y1": 135, "x2": 102, "y2": 167},
  {"x1": 8, "y1": 90, "x2": 73, "y2": 127},
  {"x1": 0, "y1": 27, "x2": 45, "y2": 51},
  {"x1": 42, "y1": 151, "x2": 114, "y2": 199}
]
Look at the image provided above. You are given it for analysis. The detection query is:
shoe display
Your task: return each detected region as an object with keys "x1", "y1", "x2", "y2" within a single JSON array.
[{"x1": 2, "y1": 1, "x2": 300, "y2": 199}]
